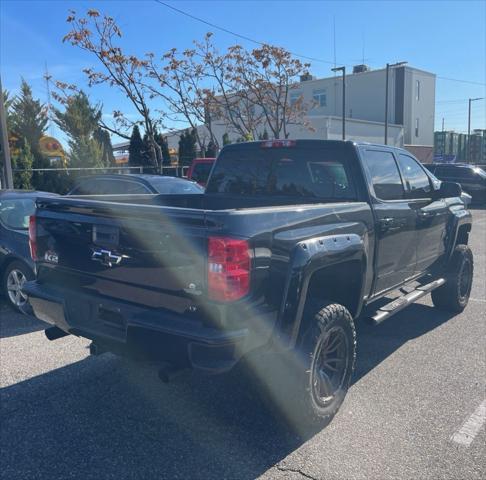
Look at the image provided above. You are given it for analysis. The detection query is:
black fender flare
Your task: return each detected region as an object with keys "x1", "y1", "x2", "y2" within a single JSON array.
[
  {"x1": 444, "y1": 207, "x2": 472, "y2": 261},
  {"x1": 276, "y1": 233, "x2": 368, "y2": 348}
]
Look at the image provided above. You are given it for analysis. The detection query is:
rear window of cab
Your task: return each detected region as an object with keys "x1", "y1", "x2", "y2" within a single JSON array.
[{"x1": 206, "y1": 146, "x2": 357, "y2": 200}]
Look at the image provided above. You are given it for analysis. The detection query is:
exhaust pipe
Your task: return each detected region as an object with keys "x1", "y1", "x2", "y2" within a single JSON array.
[{"x1": 45, "y1": 326, "x2": 69, "y2": 341}]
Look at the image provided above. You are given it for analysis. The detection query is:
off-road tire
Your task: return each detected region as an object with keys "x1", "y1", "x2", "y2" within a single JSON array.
[
  {"x1": 261, "y1": 301, "x2": 356, "y2": 434},
  {"x1": 431, "y1": 245, "x2": 473, "y2": 313}
]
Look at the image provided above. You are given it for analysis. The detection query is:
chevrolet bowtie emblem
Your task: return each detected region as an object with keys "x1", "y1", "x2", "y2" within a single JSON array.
[{"x1": 91, "y1": 249, "x2": 128, "y2": 267}]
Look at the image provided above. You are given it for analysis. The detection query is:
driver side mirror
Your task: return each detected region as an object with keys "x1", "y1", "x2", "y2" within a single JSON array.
[{"x1": 439, "y1": 181, "x2": 462, "y2": 198}]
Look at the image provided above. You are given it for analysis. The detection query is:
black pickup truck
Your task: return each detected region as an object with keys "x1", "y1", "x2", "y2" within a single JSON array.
[{"x1": 24, "y1": 140, "x2": 473, "y2": 429}]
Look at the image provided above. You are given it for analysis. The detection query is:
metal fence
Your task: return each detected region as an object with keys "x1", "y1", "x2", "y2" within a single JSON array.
[{"x1": 14, "y1": 165, "x2": 189, "y2": 176}]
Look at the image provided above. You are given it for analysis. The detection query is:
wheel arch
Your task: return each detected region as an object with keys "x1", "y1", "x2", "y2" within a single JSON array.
[
  {"x1": 1, "y1": 255, "x2": 33, "y2": 278},
  {"x1": 277, "y1": 233, "x2": 367, "y2": 348}
]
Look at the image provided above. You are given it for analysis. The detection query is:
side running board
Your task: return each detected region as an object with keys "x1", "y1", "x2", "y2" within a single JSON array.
[{"x1": 371, "y1": 278, "x2": 446, "y2": 325}]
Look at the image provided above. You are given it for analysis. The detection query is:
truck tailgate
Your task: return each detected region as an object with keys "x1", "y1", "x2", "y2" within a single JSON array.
[{"x1": 34, "y1": 198, "x2": 209, "y2": 313}]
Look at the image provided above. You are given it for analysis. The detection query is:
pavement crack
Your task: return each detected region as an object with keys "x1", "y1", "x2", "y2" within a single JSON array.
[{"x1": 276, "y1": 464, "x2": 319, "y2": 480}]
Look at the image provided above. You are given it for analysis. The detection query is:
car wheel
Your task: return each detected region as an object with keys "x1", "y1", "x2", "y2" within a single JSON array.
[
  {"x1": 2, "y1": 261, "x2": 34, "y2": 311},
  {"x1": 431, "y1": 245, "x2": 473, "y2": 313},
  {"x1": 260, "y1": 301, "x2": 356, "y2": 434}
]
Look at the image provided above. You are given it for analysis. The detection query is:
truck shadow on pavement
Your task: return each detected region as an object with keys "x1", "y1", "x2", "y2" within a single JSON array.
[
  {"x1": 0, "y1": 305, "x2": 47, "y2": 339},
  {"x1": 0, "y1": 302, "x2": 456, "y2": 480},
  {"x1": 353, "y1": 302, "x2": 456, "y2": 384}
]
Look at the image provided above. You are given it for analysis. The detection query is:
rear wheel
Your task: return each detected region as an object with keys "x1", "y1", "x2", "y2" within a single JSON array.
[
  {"x1": 2, "y1": 261, "x2": 34, "y2": 312},
  {"x1": 263, "y1": 301, "x2": 356, "y2": 434},
  {"x1": 431, "y1": 245, "x2": 473, "y2": 313}
]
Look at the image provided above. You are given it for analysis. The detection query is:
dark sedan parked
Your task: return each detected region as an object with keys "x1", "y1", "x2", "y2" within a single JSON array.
[
  {"x1": 68, "y1": 174, "x2": 204, "y2": 195},
  {"x1": 425, "y1": 164, "x2": 486, "y2": 204},
  {"x1": 0, "y1": 190, "x2": 58, "y2": 310}
]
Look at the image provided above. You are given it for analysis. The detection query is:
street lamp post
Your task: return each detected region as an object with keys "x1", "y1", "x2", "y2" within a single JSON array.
[
  {"x1": 467, "y1": 97, "x2": 483, "y2": 163},
  {"x1": 384, "y1": 61, "x2": 407, "y2": 145},
  {"x1": 331, "y1": 66, "x2": 346, "y2": 140}
]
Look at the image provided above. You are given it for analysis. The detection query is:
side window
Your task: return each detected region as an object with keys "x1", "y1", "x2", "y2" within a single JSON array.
[
  {"x1": 456, "y1": 168, "x2": 473, "y2": 180},
  {"x1": 121, "y1": 181, "x2": 151, "y2": 194},
  {"x1": 362, "y1": 150, "x2": 404, "y2": 201},
  {"x1": 397, "y1": 154, "x2": 432, "y2": 199},
  {"x1": 0, "y1": 199, "x2": 35, "y2": 230},
  {"x1": 312, "y1": 89, "x2": 327, "y2": 107},
  {"x1": 94, "y1": 179, "x2": 150, "y2": 194},
  {"x1": 74, "y1": 178, "x2": 104, "y2": 194}
]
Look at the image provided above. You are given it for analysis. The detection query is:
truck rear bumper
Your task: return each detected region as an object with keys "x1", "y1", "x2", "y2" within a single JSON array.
[{"x1": 24, "y1": 281, "x2": 275, "y2": 374}]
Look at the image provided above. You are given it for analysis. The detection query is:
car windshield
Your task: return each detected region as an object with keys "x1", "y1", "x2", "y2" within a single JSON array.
[
  {"x1": 149, "y1": 177, "x2": 204, "y2": 194},
  {"x1": 0, "y1": 198, "x2": 35, "y2": 230}
]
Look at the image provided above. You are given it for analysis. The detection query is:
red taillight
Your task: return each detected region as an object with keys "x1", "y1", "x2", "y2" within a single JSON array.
[
  {"x1": 208, "y1": 237, "x2": 250, "y2": 302},
  {"x1": 28, "y1": 215, "x2": 37, "y2": 261},
  {"x1": 261, "y1": 140, "x2": 296, "y2": 148}
]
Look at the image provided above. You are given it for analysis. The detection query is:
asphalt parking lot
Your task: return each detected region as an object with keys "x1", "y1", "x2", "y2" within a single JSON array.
[{"x1": 1, "y1": 209, "x2": 485, "y2": 480}]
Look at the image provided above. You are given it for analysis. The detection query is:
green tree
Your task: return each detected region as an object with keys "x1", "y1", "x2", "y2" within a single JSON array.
[
  {"x1": 222, "y1": 133, "x2": 231, "y2": 146},
  {"x1": 179, "y1": 129, "x2": 197, "y2": 166},
  {"x1": 69, "y1": 137, "x2": 103, "y2": 169},
  {"x1": 10, "y1": 79, "x2": 51, "y2": 190},
  {"x1": 94, "y1": 127, "x2": 115, "y2": 165},
  {"x1": 53, "y1": 91, "x2": 105, "y2": 168},
  {"x1": 178, "y1": 130, "x2": 186, "y2": 166},
  {"x1": 187, "y1": 128, "x2": 197, "y2": 164},
  {"x1": 141, "y1": 133, "x2": 158, "y2": 172},
  {"x1": 11, "y1": 79, "x2": 48, "y2": 157},
  {"x1": 259, "y1": 129, "x2": 269, "y2": 140},
  {"x1": 156, "y1": 134, "x2": 171, "y2": 166},
  {"x1": 128, "y1": 125, "x2": 145, "y2": 167},
  {"x1": 11, "y1": 137, "x2": 33, "y2": 189},
  {"x1": 206, "y1": 140, "x2": 218, "y2": 157}
]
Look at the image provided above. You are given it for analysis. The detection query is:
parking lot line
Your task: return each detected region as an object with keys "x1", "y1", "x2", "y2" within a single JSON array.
[{"x1": 451, "y1": 399, "x2": 486, "y2": 446}]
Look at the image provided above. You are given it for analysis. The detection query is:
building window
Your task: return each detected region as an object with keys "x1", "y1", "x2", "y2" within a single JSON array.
[
  {"x1": 415, "y1": 80, "x2": 420, "y2": 101},
  {"x1": 312, "y1": 88, "x2": 327, "y2": 107},
  {"x1": 415, "y1": 118, "x2": 419, "y2": 137},
  {"x1": 290, "y1": 91, "x2": 302, "y2": 106}
]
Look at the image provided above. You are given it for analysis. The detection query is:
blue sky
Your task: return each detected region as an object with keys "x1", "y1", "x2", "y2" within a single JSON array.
[{"x1": 1, "y1": 0, "x2": 485, "y2": 144}]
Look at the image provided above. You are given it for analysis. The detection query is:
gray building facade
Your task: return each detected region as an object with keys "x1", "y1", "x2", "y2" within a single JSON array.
[{"x1": 291, "y1": 65, "x2": 435, "y2": 146}]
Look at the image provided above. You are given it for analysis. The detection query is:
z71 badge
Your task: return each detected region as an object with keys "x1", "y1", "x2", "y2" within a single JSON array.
[{"x1": 44, "y1": 250, "x2": 59, "y2": 264}]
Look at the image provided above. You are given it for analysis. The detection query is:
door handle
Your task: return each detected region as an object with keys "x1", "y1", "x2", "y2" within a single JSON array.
[
  {"x1": 380, "y1": 217, "x2": 395, "y2": 226},
  {"x1": 379, "y1": 217, "x2": 398, "y2": 232},
  {"x1": 418, "y1": 211, "x2": 435, "y2": 220}
]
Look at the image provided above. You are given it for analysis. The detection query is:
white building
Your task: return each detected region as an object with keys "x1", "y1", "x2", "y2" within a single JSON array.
[{"x1": 208, "y1": 64, "x2": 435, "y2": 149}]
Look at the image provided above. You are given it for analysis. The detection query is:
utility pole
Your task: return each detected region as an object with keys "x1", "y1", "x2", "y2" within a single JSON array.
[
  {"x1": 384, "y1": 61, "x2": 407, "y2": 145},
  {"x1": 441, "y1": 118, "x2": 445, "y2": 158},
  {"x1": 467, "y1": 97, "x2": 483, "y2": 163},
  {"x1": 331, "y1": 66, "x2": 346, "y2": 140},
  {"x1": 0, "y1": 74, "x2": 13, "y2": 189}
]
